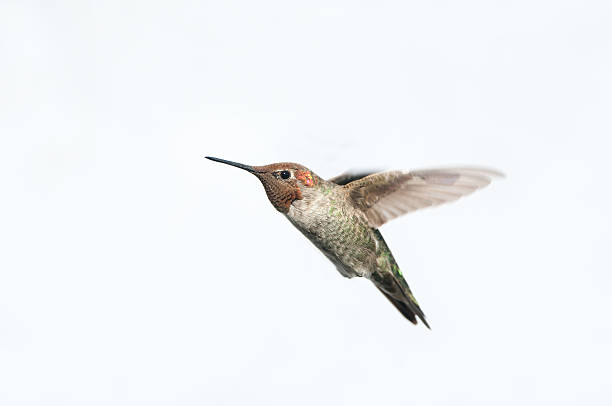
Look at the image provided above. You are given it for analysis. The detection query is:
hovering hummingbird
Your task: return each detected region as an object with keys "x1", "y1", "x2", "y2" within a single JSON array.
[{"x1": 206, "y1": 156, "x2": 502, "y2": 328}]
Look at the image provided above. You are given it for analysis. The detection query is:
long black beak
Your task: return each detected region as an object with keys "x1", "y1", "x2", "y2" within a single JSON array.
[{"x1": 205, "y1": 156, "x2": 256, "y2": 173}]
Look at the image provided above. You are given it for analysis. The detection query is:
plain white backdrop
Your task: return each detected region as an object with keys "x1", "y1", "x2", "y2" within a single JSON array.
[{"x1": 1, "y1": 1, "x2": 611, "y2": 405}]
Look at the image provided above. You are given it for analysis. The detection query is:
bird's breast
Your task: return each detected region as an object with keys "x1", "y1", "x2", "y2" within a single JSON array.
[{"x1": 286, "y1": 192, "x2": 377, "y2": 277}]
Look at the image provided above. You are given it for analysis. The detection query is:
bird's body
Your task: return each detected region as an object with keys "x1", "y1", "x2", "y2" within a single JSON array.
[
  {"x1": 285, "y1": 174, "x2": 429, "y2": 325},
  {"x1": 287, "y1": 178, "x2": 375, "y2": 279},
  {"x1": 206, "y1": 156, "x2": 502, "y2": 328}
]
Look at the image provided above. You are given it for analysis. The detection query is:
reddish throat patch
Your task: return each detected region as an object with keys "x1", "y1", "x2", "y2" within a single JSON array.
[{"x1": 295, "y1": 170, "x2": 316, "y2": 187}]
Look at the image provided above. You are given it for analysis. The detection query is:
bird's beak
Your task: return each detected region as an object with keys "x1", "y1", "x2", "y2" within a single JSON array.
[{"x1": 205, "y1": 156, "x2": 257, "y2": 173}]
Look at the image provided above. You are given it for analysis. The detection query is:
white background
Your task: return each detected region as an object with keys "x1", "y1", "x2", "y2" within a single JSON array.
[{"x1": 1, "y1": 1, "x2": 611, "y2": 405}]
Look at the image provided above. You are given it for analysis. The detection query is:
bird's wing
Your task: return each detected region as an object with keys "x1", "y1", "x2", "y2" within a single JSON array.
[
  {"x1": 344, "y1": 167, "x2": 503, "y2": 228},
  {"x1": 328, "y1": 170, "x2": 377, "y2": 186}
]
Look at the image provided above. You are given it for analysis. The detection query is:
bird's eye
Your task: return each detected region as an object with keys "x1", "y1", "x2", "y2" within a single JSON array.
[{"x1": 280, "y1": 170, "x2": 291, "y2": 179}]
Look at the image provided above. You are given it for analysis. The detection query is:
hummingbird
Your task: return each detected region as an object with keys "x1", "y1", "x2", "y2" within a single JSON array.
[{"x1": 206, "y1": 156, "x2": 502, "y2": 328}]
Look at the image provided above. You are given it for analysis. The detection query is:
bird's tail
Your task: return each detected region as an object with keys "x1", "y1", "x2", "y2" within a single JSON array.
[
  {"x1": 371, "y1": 230, "x2": 430, "y2": 328},
  {"x1": 375, "y1": 281, "x2": 430, "y2": 329}
]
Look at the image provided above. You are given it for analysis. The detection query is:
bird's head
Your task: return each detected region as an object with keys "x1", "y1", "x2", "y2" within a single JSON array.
[{"x1": 205, "y1": 156, "x2": 321, "y2": 213}]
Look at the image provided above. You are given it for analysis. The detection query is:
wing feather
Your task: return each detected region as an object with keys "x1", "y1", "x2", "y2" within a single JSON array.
[
  {"x1": 328, "y1": 170, "x2": 378, "y2": 186},
  {"x1": 344, "y1": 167, "x2": 503, "y2": 228}
]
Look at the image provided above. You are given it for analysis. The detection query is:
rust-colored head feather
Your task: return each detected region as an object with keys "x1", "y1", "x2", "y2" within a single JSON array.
[{"x1": 251, "y1": 163, "x2": 320, "y2": 213}]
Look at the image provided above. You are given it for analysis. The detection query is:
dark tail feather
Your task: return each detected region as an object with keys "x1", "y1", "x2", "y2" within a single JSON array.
[
  {"x1": 376, "y1": 286, "x2": 431, "y2": 329},
  {"x1": 371, "y1": 229, "x2": 430, "y2": 328}
]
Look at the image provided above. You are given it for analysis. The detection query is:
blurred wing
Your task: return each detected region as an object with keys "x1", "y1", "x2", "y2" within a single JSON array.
[
  {"x1": 328, "y1": 170, "x2": 377, "y2": 186},
  {"x1": 345, "y1": 167, "x2": 503, "y2": 228}
]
